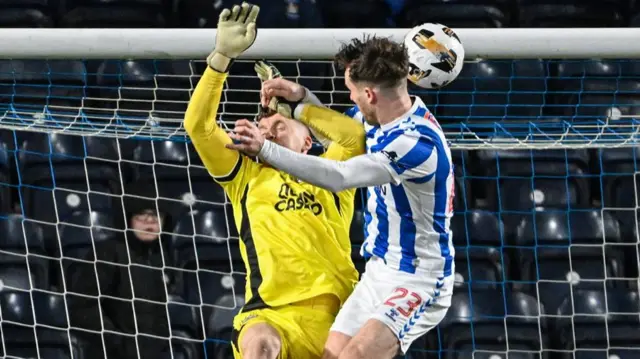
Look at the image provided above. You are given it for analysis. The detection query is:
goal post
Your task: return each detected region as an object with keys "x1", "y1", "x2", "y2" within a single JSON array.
[{"x1": 0, "y1": 27, "x2": 638, "y2": 359}]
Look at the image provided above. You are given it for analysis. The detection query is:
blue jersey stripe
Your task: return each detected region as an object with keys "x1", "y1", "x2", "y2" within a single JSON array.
[
  {"x1": 390, "y1": 183, "x2": 417, "y2": 274},
  {"x1": 372, "y1": 185, "x2": 390, "y2": 259},
  {"x1": 371, "y1": 129, "x2": 403, "y2": 149},
  {"x1": 413, "y1": 125, "x2": 453, "y2": 276},
  {"x1": 393, "y1": 138, "x2": 435, "y2": 175},
  {"x1": 344, "y1": 106, "x2": 360, "y2": 118}
]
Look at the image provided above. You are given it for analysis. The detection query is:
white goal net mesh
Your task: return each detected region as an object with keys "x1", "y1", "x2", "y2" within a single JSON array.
[{"x1": 0, "y1": 56, "x2": 639, "y2": 359}]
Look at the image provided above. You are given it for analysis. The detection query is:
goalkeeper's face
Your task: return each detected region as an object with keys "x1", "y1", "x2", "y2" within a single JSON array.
[{"x1": 258, "y1": 113, "x2": 313, "y2": 153}]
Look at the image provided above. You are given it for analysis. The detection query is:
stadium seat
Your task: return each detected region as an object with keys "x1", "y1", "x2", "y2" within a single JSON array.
[
  {"x1": 434, "y1": 290, "x2": 549, "y2": 359},
  {"x1": 0, "y1": 60, "x2": 87, "y2": 112},
  {"x1": 0, "y1": 291, "x2": 86, "y2": 359},
  {"x1": 350, "y1": 209, "x2": 366, "y2": 274},
  {"x1": 316, "y1": 0, "x2": 391, "y2": 28},
  {"x1": 397, "y1": 0, "x2": 512, "y2": 28},
  {"x1": 131, "y1": 140, "x2": 227, "y2": 219},
  {"x1": 171, "y1": 208, "x2": 244, "y2": 315},
  {"x1": 450, "y1": 210, "x2": 507, "y2": 291},
  {"x1": 171, "y1": 206, "x2": 240, "y2": 270},
  {"x1": 517, "y1": 0, "x2": 628, "y2": 27},
  {"x1": 598, "y1": 147, "x2": 640, "y2": 234},
  {"x1": 452, "y1": 149, "x2": 471, "y2": 211},
  {"x1": 0, "y1": 214, "x2": 48, "y2": 291},
  {"x1": 92, "y1": 59, "x2": 191, "y2": 122},
  {"x1": 17, "y1": 132, "x2": 122, "y2": 225},
  {"x1": 555, "y1": 289, "x2": 640, "y2": 358},
  {"x1": 0, "y1": 134, "x2": 11, "y2": 213},
  {"x1": 56, "y1": 210, "x2": 118, "y2": 263},
  {"x1": 514, "y1": 210, "x2": 625, "y2": 314},
  {"x1": 206, "y1": 294, "x2": 246, "y2": 359},
  {"x1": 59, "y1": 0, "x2": 170, "y2": 28},
  {"x1": 0, "y1": 0, "x2": 55, "y2": 27},
  {"x1": 437, "y1": 60, "x2": 548, "y2": 124},
  {"x1": 168, "y1": 295, "x2": 200, "y2": 339},
  {"x1": 551, "y1": 60, "x2": 640, "y2": 121},
  {"x1": 476, "y1": 148, "x2": 592, "y2": 235}
]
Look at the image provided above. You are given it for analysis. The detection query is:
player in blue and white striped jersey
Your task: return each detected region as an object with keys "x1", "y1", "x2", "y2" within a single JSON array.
[
  {"x1": 343, "y1": 99, "x2": 455, "y2": 278},
  {"x1": 227, "y1": 36, "x2": 455, "y2": 359}
]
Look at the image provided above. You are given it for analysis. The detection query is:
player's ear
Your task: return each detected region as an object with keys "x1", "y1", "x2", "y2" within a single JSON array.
[
  {"x1": 301, "y1": 134, "x2": 313, "y2": 154},
  {"x1": 364, "y1": 86, "x2": 377, "y2": 105}
]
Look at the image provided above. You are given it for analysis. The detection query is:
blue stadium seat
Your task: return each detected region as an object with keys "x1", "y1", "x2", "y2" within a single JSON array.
[
  {"x1": 0, "y1": 0, "x2": 54, "y2": 27},
  {"x1": 517, "y1": 0, "x2": 628, "y2": 27},
  {"x1": 57, "y1": 210, "x2": 118, "y2": 260},
  {"x1": 17, "y1": 132, "x2": 122, "y2": 239},
  {"x1": 551, "y1": 60, "x2": 640, "y2": 121},
  {"x1": 0, "y1": 214, "x2": 48, "y2": 291},
  {"x1": 452, "y1": 150, "x2": 471, "y2": 211},
  {"x1": 132, "y1": 140, "x2": 227, "y2": 219},
  {"x1": 435, "y1": 290, "x2": 549, "y2": 359},
  {"x1": 0, "y1": 133, "x2": 11, "y2": 213},
  {"x1": 350, "y1": 209, "x2": 366, "y2": 274},
  {"x1": 437, "y1": 60, "x2": 548, "y2": 124},
  {"x1": 450, "y1": 210, "x2": 506, "y2": 291},
  {"x1": 93, "y1": 59, "x2": 191, "y2": 121},
  {"x1": 168, "y1": 294, "x2": 202, "y2": 359},
  {"x1": 207, "y1": 294, "x2": 245, "y2": 356},
  {"x1": 171, "y1": 208, "x2": 243, "y2": 314},
  {"x1": 476, "y1": 149, "x2": 592, "y2": 235},
  {"x1": 316, "y1": 0, "x2": 391, "y2": 28},
  {"x1": 514, "y1": 210, "x2": 625, "y2": 314},
  {"x1": 555, "y1": 289, "x2": 640, "y2": 359},
  {"x1": 0, "y1": 291, "x2": 86, "y2": 359},
  {"x1": 0, "y1": 60, "x2": 87, "y2": 111},
  {"x1": 60, "y1": 0, "x2": 170, "y2": 27},
  {"x1": 171, "y1": 207, "x2": 240, "y2": 271},
  {"x1": 598, "y1": 147, "x2": 640, "y2": 235},
  {"x1": 168, "y1": 295, "x2": 200, "y2": 339},
  {"x1": 181, "y1": 0, "x2": 324, "y2": 28},
  {"x1": 397, "y1": 0, "x2": 512, "y2": 28}
]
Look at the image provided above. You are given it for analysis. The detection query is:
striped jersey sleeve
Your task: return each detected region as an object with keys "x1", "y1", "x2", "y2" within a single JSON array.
[{"x1": 370, "y1": 131, "x2": 437, "y2": 185}]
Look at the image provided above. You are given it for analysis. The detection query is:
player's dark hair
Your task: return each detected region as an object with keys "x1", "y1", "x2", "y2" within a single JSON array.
[{"x1": 334, "y1": 35, "x2": 409, "y2": 89}]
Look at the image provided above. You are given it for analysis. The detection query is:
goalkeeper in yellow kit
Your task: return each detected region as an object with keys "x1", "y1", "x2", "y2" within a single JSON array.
[{"x1": 183, "y1": 3, "x2": 364, "y2": 359}]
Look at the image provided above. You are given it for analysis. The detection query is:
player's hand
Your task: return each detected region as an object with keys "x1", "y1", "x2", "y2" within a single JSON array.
[
  {"x1": 254, "y1": 60, "x2": 304, "y2": 119},
  {"x1": 226, "y1": 119, "x2": 264, "y2": 156},
  {"x1": 261, "y1": 78, "x2": 307, "y2": 107},
  {"x1": 207, "y1": 2, "x2": 260, "y2": 73}
]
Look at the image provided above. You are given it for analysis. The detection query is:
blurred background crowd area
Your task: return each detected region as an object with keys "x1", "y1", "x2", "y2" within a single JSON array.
[{"x1": 3, "y1": 0, "x2": 640, "y2": 29}]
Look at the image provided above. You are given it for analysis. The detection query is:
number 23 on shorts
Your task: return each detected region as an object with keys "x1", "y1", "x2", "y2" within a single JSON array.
[{"x1": 384, "y1": 287, "x2": 423, "y2": 317}]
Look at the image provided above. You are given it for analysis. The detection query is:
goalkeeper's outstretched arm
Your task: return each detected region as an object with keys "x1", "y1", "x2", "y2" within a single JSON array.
[
  {"x1": 184, "y1": 68, "x2": 240, "y2": 178},
  {"x1": 184, "y1": 2, "x2": 259, "y2": 178}
]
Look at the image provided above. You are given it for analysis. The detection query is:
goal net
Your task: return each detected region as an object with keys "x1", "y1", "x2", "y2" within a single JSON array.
[{"x1": 0, "y1": 27, "x2": 639, "y2": 359}]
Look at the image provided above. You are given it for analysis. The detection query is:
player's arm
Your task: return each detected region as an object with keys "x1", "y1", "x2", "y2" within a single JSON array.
[
  {"x1": 257, "y1": 132, "x2": 435, "y2": 193},
  {"x1": 184, "y1": 68, "x2": 240, "y2": 179},
  {"x1": 184, "y1": 3, "x2": 259, "y2": 188},
  {"x1": 295, "y1": 104, "x2": 366, "y2": 160},
  {"x1": 257, "y1": 72, "x2": 366, "y2": 160}
]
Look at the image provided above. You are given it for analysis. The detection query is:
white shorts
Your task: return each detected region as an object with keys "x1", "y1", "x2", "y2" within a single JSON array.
[{"x1": 330, "y1": 256, "x2": 454, "y2": 354}]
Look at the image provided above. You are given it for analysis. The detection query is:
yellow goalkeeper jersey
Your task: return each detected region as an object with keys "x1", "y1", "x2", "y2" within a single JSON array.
[{"x1": 184, "y1": 67, "x2": 364, "y2": 311}]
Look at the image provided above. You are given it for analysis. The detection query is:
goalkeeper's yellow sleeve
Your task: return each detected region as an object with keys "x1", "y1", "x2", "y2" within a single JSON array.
[
  {"x1": 296, "y1": 104, "x2": 366, "y2": 158},
  {"x1": 184, "y1": 67, "x2": 240, "y2": 178}
]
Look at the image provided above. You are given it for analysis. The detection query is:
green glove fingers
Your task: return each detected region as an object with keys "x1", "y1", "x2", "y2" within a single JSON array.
[{"x1": 208, "y1": 2, "x2": 260, "y2": 73}]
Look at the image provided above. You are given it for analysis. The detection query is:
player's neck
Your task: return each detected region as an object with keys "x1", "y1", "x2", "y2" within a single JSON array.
[{"x1": 376, "y1": 94, "x2": 414, "y2": 127}]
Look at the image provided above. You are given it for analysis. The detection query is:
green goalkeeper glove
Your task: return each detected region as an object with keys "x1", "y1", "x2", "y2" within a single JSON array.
[
  {"x1": 207, "y1": 2, "x2": 260, "y2": 73},
  {"x1": 254, "y1": 60, "x2": 300, "y2": 119}
]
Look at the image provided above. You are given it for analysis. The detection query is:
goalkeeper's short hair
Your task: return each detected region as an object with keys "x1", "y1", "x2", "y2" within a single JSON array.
[{"x1": 335, "y1": 35, "x2": 410, "y2": 89}]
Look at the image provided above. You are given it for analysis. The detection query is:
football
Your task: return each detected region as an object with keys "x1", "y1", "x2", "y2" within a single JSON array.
[{"x1": 404, "y1": 23, "x2": 465, "y2": 89}]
